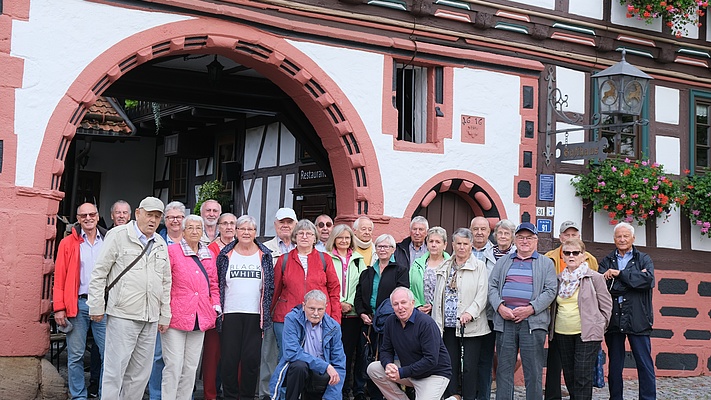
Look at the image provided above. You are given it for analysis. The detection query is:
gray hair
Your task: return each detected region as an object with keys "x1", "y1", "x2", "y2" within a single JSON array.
[
  {"x1": 200, "y1": 199, "x2": 222, "y2": 214},
  {"x1": 452, "y1": 227, "x2": 474, "y2": 243},
  {"x1": 494, "y1": 219, "x2": 516, "y2": 235},
  {"x1": 164, "y1": 201, "x2": 186, "y2": 216},
  {"x1": 426, "y1": 226, "x2": 447, "y2": 244},
  {"x1": 234, "y1": 214, "x2": 255, "y2": 229},
  {"x1": 410, "y1": 216, "x2": 429, "y2": 230},
  {"x1": 390, "y1": 286, "x2": 415, "y2": 303},
  {"x1": 291, "y1": 219, "x2": 318, "y2": 243},
  {"x1": 304, "y1": 289, "x2": 328, "y2": 304},
  {"x1": 182, "y1": 214, "x2": 204, "y2": 231},
  {"x1": 353, "y1": 216, "x2": 373, "y2": 231},
  {"x1": 614, "y1": 222, "x2": 635, "y2": 236},
  {"x1": 111, "y1": 200, "x2": 130, "y2": 213},
  {"x1": 374, "y1": 233, "x2": 396, "y2": 248},
  {"x1": 326, "y1": 224, "x2": 354, "y2": 252}
]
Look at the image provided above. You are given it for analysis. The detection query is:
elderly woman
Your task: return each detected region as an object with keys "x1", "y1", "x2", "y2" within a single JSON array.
[
  {"x1": 326, "y1": 224, "x2": 367, "y2": 400},
  {"x1": 215, "y1": 215, "x2": 274, "y2": 400},
  {"x1": 208, "y1": 213, "x2": 237, "y2": 256},
  {"x1": 354, "y1": 234, "x2": 409, "y2": 400},
  {"x1": 161, "y1": 215, "x2": 220, "y2": 400},
  {"x1": 492, "y1": 219, "x2": 517, "y2": 260},
  {"x1": 432, "y1": 228, "x2": 490, "y2": 400},
  {"x1": 273, "y1": 219, "x2": 341, "y2": 359},
  {"x1": 410, "y1": 226, "x2": 450, "y2": 314},
  {"x1": 550, "y1": 238, "x2": 612, "y2": 400}
]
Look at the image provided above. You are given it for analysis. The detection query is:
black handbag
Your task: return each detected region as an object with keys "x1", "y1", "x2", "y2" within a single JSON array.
[{"x1": 361, "y1": 325, "x2": 377, "y2": 378}]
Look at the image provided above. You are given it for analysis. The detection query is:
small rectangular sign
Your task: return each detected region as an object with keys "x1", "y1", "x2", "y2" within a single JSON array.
[
  {"x1": 461, "y1": 115, "x2": 485, "y2": 144},
  {"x1": 538, "y1": 174, "x2": 555, "y2": 202},
  {"x1": 537, "y1": 219, "x2": 552, "y2": 233},
  {"x1": 546, "y1": 207, "x2": 555, "y2": 217},
  {"x1": 536, "y1": 207, "x2": 545, "y2": 217}
]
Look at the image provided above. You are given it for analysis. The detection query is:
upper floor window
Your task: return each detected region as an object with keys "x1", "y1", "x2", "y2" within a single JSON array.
[
  {"x1": 600, "y1": 115, "x2": 639, "y2": 158},
  {"x1": 395, "y1": 63, "x2": 428, "y2": 143},
  {"x1": 695, "y1": 101, "x2": 711, "y2": 171}
]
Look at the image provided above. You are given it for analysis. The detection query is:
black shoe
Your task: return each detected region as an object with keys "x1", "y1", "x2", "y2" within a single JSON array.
[
  {"x1": 354, "y1": 394, "x2": 367, "y2": 400},
  {"x1": 88, "y1": 381, "x2": 99, "y2": 398}
]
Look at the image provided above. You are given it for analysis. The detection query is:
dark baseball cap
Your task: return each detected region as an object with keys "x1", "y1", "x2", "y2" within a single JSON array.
[{"x1": 515, "y1": 222, "x2": 538, "y2": 235}]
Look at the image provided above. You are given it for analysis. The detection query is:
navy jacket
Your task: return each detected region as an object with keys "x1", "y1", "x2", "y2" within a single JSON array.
[
  {"x1": 379, "y1": 308, "x2": 451, "y2": 380},
  {"x1": 598, "y1": 246, "x2": 655, "y2": 335},
  {"x1": 355, "y1": 261, "x2": 409, "y2": 317}
]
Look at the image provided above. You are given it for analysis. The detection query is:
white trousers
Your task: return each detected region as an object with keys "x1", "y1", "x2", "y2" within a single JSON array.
[
  {"x1": 161, "y1": 327, "x2": 205, "y2": 400},
  {"x1": 367, "y1": 361, "x2": 449, "y2": 400},
  {"x1": 101, "y1": 316, "x2": 157, "y2": 400}
]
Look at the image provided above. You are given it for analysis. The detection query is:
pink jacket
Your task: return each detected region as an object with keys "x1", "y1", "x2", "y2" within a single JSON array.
[{"x1": 167, "y1": 243, "x2": 220, "y2": 331}]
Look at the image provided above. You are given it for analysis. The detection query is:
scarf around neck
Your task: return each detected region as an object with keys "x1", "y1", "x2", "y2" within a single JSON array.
[
  {"x1": 353, "y1": 235, "x2": 372, "y2": 250},
  {"x1": 558, "y1": 261, "x2": 589, "y2": 299}
]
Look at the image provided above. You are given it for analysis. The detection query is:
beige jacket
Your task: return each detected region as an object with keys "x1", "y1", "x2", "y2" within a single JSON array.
[
  {"x1": 432, "y1": 256, "x2": 491, "y2": 337},
  {"x1": 88, "y1": 221, "x2": 172, "y2": 325}
]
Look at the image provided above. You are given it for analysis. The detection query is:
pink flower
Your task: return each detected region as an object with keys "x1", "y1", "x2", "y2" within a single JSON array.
[
  {"x1": 702, "y1": 227, "x2": 709, "y2": 234},
  {"x1": 642, "y1": 160, "x2": 648, "y2": 166},
  {"x1": 621, "y1": 194, "x2": 627, "y2": 198},
  {"x1": 630, "y1": 201, "x2": 637, "y2": 206},
  {"x1": 652, "y1": 185, "x2": 659, "y2": 190},
  {"x1": 693, "y1": 210, "x2": 701, "y2": 216},
  {"x1": 624, "y1": 158, "x2": 631, "y2": 163},
  {"x1": 625, "y1": 216, "x2": 634, "y2": 222},
  {"x1": 649, "y1": 210, "x2": 655, "y2": 215},
  {"x1": 611, "y1": 166, "x2": 617, "y2": 172},
  {"x1": 643, "y1": 178, "x2": 649, "y2": 184},
  {"x1": 704, "y1": 222, "x2": 711, "y2": 229},
  {"x1": 598, "y1": 181, "x2": 606, "y2": 187},
  {"x1": 697, "y1": 220, "x2": 703, "y2": 226}
]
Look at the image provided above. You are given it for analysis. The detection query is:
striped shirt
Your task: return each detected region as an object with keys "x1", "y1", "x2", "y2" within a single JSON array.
[{"x1": 501, "y1": 254, "x2": 535, "y2": 309}]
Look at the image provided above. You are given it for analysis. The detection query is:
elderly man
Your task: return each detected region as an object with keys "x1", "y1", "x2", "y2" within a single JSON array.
[
  {"x1": 544, "y1": 220, "x2": 599, "y2": 400},
  {"x1": 260, "y1": 207, "x2": 298, "y2": 400},
  {"x1": 109, "y1": 200, "x2": 131, "y2": 229},
  {"x1": 314, "y1": 214, "x2": 334, "y2": 252},
  {"x1": 88, "y1": 196, "x2": 172, "y2": 400},
  {"x1": 598, "y1": 222, "x2": 656, "y2": 400},
  {"x1": 270, "y1": 290, "x2": 346, "y2": 400},
  {"x1": 200, "y1": 199, "x2": 222, "y2": 245},
  {"x1": 489, "y1": 222, "x2": 556, "y2": 400},
  {"x1": 367, "y1": 287, "x2": 451, "y2": 400},
  {"x1": 53, "y1": 202, "x2": 107, "y2": 400},
  {"x1": 394, "y1": 216, "x2": 428, "y2": 270},
  {"x1": 353, "y1": 216, "x2": 376, "y2": 267}
]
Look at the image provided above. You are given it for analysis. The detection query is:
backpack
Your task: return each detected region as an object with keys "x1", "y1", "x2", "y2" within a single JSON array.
[{"x1": 281, "y1": 251, "x2": 328, "y2": 274}]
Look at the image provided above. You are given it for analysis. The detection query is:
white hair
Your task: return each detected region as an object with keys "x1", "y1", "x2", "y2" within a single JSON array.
[{"x1": 614, "y1": 222, "x2": 635, "y2": 236}]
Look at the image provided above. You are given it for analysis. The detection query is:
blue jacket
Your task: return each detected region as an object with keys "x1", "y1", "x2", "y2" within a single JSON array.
[{"x1": 270, "y1": 305, "x2": 346, "y2": 400}]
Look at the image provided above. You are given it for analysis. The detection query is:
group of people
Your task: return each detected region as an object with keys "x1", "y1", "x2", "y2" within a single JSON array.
[{"x1": 52, "y1": 196, "x2": 656, "y2": 400}]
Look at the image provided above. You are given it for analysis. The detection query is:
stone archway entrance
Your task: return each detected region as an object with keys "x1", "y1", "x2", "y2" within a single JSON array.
[{"x1": 1, "y1": 17, "x2": 384, "y2": 372}]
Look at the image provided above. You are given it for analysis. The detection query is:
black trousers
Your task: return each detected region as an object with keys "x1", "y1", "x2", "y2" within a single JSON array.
[
  {"x1": 544, "y1": 334, "x2": 563, "y2": 400},
  {"x1": 221, "y1": 313, "x2": 262, "y2": 400},
  {"x1": 285, "y1": 360, "x2": 331, "y2": 400},
  {"x1": 556, "y1": 334, "x2": 600, "y2": 400},
  {"x1": 443, "y1": 327, "x2": 483, "y2": 400},
  {"x1": 361, "y1": 325, "x2": 384, "y2": 400},
  {"x1": 341, "y1": 317, "x2": 364, "y2": 395}
]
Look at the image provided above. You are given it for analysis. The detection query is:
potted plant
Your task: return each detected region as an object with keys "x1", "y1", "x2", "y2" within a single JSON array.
[
  {"x1": 194, "y1": 180, "x2": 229, "y2": 215},
  {"x1": 571, "y1": 158, "x2": 683, "y2": 225},
  {"x1": 621, "y1": 0, "x2": 708, "y2": 37},
  {"x1": 681, "y1": 171, "x2": 711, "y2": 237}
]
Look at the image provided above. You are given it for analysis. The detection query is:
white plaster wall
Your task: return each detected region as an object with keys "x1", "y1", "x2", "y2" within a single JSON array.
[
  {"x1": 610, "y1": 2, "x2": 662, "y2": 32},
  {"x1": 76, "y1": 138, "x2": 156, "y2": 221},
  {"x1": 289, "y1": 40, "x2": 522, "y2": 220},
  {"x1": 691, "y1": 225, "x2": 711, "y2": 251},
  {"x1": 553, "y1": 174, "x2": 583, "y2": 239},
  {"x1": 555, "y1": 67, "x2": 586, "y2": 114},
  {"x1": 12, "y1": 0, "x2": 191, "y2": 187},
  {"x1": 509, "y1": 0, "x2": 555, "y2": 9},
  {"x1": 656, "y1": 136, "x2": 680, "y2": 175},
  {"x1": 568, "y1": 0, "x2": 603, "y2": 20},
  {"x1": 555, "y1": 123, "x2": 585, "y2": 166},
  {"x1": 657, "y1": 209, "x2": 681, "y2": 249},
  {"x1": 594, "y1": 211, "x2": 647, "y2": 246},
  {"x1": 655, "y1": 86, "x2": 680, "y2": 125}
]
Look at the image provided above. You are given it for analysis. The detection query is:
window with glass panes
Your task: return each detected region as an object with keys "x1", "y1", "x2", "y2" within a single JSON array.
[
  {"x1": 600, "y1": 115, "x2": 638, "y2": 158},
  {"x1": 696, "y1": 101, "x2": 711, "y2": 170}
]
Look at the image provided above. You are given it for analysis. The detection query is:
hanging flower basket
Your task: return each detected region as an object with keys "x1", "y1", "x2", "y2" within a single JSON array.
[
  {"x1": 681, "y1": 172, "x2": 711, "y2": 237},
  {"x1": 621, "y1": 0, "x2": 708, "y2": 37},
  {"x1": 571, "y1": 158, "x2": 684, "y2": 225}
]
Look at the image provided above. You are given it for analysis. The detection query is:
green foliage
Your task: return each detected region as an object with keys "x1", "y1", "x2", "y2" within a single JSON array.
[
  {"x1": 681, "y1": 173, "x2": 711, "y2": 237},
  {"x1": 124, "y1": 99, "x2": 139, "y2": 109},
  {"x1": 571, "y1": 158, "x2": 683, "y2": 226},
  {"x1": 194, "y1": 180, "x2": 228, "y2": 215}
]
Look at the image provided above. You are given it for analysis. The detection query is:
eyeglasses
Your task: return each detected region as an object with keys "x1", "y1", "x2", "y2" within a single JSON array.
[
  {"x1": 165, "y1": 216, "x2": 184, "y2": 221},
  {"x1": 515, "y1": 235, "x2": 537, "y2": 242},
  {"x1": 77, "y1": 212, "x2": 98, "y2": 219},
  {"x1": 237, "y1": 227, "x2": 256, "y2": 232},
  {"x1": 317, "y1": 221, "x2": 333, "y2": 228},
  {"x1": 297, "y1": 231, "x2": 315, "y2": 237},
  {"x1": 220, "y1": 221, "x2": 237, "y2": 226},
  {"x1": 562, "y1": 251, "x2": 582, "y2": 256},
  {"x1": 376, "y1": 245, "x2": 393, "y2": 250}
]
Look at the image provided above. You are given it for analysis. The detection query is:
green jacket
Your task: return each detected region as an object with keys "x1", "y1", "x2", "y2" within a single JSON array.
[
  {"x1": 409, "y1": 251, "x2": 450, "y2": 308},
  {"x1": 329, "y1": 250, "x2": 366, "y2": 316}
]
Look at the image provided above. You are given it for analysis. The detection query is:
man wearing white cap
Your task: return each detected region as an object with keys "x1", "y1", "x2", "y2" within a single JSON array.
[
  {"x1": 544, "y1": 221, "x2": 598, "y2": 400},
  {"x1": 88, "y1": 196, "x2": 172, "y2": 400},
  {"x1": 259, "y1": 207, "x2": 298, "y2": 400}
]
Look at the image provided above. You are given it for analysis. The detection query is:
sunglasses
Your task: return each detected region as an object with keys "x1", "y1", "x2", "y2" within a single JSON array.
[
  {"x1": 562, "y1": 251, "x2": 582, "y2": 256},
  {"x1": 77, "y1": 212, "x2": 98, "y2": 219},
  {"x1": 317, "y1": 221, "x2": 333, "y2": 228}
]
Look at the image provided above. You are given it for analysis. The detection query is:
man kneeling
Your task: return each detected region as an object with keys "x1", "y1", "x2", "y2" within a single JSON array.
[
  {"x1": 367, "y1": 287, "x2": 451, "y2": 400},
  {"x1": 270, "y1": 290, "x2": 346, "y2": 400}
]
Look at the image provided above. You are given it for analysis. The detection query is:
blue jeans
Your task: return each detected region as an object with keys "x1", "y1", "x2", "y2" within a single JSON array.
[
  {"x1": 495, "y1": 320, "x2": 546, "y2": 400},
  {"x1": 274, "y1": 322, "x2": 285, "y2": 362},
  {"x1": 66, "y1": 297, "x2": 106, "y2": 400},
  {"x1": 148, "y1": 331, "x2": 164, "y2": 400}
]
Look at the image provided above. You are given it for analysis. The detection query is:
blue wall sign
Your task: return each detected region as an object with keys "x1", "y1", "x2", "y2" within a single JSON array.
[
  {"x1": 537, "y1": 219, "x2": 552, "y2": 233},
  {"x1": 539, "y1": 174, "x2": 555, "y2": 202}
]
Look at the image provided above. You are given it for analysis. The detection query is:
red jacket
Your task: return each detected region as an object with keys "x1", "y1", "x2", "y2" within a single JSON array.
[
  {"x1": 272, "y1": 248, "x2": 341, "y2": 324},
  {"x1": 53, "y1": 225, "x2": 106, "y2": 317}
]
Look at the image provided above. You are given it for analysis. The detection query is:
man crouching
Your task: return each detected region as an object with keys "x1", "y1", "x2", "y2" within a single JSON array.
[{"x1": 270, "y1": 290, "x2": 346, "y2": 400}]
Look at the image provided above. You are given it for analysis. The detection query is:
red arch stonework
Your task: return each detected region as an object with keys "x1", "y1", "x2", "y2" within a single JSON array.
[{"x1": 9, "y1": 17, "x2": 384, "y2": 357}]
